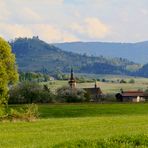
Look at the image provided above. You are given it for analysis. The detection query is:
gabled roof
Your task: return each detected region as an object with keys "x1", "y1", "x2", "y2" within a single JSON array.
[
  {"x1": 122, "y1": 91, "x2": 148, "y2": 97},
  {"x1": 84, "y1": 87, "x2": 102, "y2": 95}
]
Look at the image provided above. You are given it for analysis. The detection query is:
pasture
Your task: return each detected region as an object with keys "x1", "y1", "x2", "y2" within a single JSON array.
[
  {"x1": 44, "y1": 75, "x2": 148, "y2": 93},
  {"x1": 0, "y1": 103, "x2": 148, "y2": 147}
]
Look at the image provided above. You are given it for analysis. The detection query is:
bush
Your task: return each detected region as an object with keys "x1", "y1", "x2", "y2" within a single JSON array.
[
  {"x1": 10, "y1": 104, "x2": 39, "y2": 121},
  {"x1": 9, "y1": 82, "x2": 54, "y2": 104},
  {"x1": 0, "y1": 104, "x2": 7, "y2": 118},
  {"x1": 0, "y1": 104, "x2": 39, "y2": 122},
  {"x1": 128, "y1": 79, "x2": 135, "y2": 83},
  {"x1": 120, "y1": 79, "x2": 127, "y2": 83},
  {"x1": 101, "y1": 94, "x2": 117, "y2": 102},
  {"x1": 56, "y1": 86, "x2": 87, "y2": 103}
]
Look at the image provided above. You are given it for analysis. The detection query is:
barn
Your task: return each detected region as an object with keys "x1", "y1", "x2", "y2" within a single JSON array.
[{"x1": 116, "y1": 91, "x2": 148, "y2": 102}]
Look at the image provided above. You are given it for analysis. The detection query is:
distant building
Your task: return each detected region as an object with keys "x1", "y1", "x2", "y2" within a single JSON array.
[
  {"x1": 83, "y1": 81, "x2": 103, "y2": 102},
  {"x1": 116, "y1": 90, "x2": 148, "y2": 102},
  {"x1": 68, "y1": 68, "x2": 76, "y2": 89},
  {"x1": 68, "y1": 69, "x2": 103, "y2": 101}
]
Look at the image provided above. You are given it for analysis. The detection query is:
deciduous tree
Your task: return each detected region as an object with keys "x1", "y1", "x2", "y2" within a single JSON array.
[{"x1": 0, "y1": 37, "x2": 18, "y2": 104}]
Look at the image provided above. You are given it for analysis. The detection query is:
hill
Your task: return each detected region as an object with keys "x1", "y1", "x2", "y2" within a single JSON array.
[
  {"x1": 54, "y1": 41, "x2": 148, "y2": 64},
  {"x1": 10, "y1": 37, "x2": 137, "y2": 76},
  {"x1": 135, "y1": 64, "x2": 148, "y2": 77}
]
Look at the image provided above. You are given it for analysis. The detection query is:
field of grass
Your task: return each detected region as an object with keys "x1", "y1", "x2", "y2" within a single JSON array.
[
  {"x1": 0, "y1": 103, "x2": 148, "y2": 147},
  {"x1": 44, "y1": 75, "x2": 148, "y2": 93}
]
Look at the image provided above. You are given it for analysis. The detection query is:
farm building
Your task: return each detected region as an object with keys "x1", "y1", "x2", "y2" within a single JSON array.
[{"x1": 116, "y1": 90, "x2": 148, "y2": 102}]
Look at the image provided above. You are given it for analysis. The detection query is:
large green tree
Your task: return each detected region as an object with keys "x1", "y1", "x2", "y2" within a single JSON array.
[{"x1": 0, "y1": 37, "x2": 18, "y2": 104}]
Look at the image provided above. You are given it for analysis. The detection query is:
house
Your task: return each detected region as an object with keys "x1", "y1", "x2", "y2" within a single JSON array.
[
  {"x1": 116, "y1": 90, "x2": 148, "y2": 102},
  {"x1": 68, "y1": 68, "x2": 103, "y2": 101}
]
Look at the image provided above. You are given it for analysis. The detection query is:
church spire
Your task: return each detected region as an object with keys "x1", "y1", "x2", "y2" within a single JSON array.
[
  {"x1": 70, "y1": 68, "x2": 74, "y2": 80},
  {"x1": 95, "y1": 80, "x2": 97, "y2": 88},
  {"x1": 69, "y1": 68, "x2": 76, "y2": 88}
]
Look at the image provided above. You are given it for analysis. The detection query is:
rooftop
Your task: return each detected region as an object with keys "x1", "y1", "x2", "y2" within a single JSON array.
[{"x1": 122, "y1": 91, "x2": 148, "y2": 97}]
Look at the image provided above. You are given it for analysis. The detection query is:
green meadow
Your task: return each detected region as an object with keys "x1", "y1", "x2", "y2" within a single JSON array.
[
  {"x1": 43, "y1": 75, "x2": 148, "y2": 94},
  {"x1": 0, "y1": 103, "x2": 148, "y2": 147}
]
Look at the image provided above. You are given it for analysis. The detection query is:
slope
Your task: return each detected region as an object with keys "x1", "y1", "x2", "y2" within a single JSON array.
[
  {"x1": 11, "y1": 37, "x2": 138, "y2": 75},
  {"x1": 54, "y1": 41, "x2": 148, "y2": 64}
]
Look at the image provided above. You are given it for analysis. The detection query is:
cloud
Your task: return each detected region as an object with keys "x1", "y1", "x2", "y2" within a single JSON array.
[
  {"x1": 141, "y1": 9, "x2": 148, "y2": 15},
  {"x1": 0, "y1": 0, "x2": 10, "y2": 21},
  {"x1": 0, "y1": 0, "x2": 148, "y2": 42},
  {"x1": 0, "y1": 23, "x2": 33, "y2": 39},
  {"x1": 62, "y1": 33, "x2": 79, "y2": 42},
  {"x1": 10, "y1": 0, "x2": 64, "y2": 5},
  {"x1": 0, "y1": 0, "x2": 122, "y2": 42},
  {"x1": 31, "y1": 24, "x2": 79, "y2": 42},
  {"x1": 63, "y1": 0, "x2": 105, "y2": 5},
  {"x1": 0, "y1": 23, "x2": 79, "y2": 42},
  {"x1": 32, "y1": 24, "x2": 62, "y2": 42},
  {"x1": 0, "y1": 23, "x2": 62, "y2": 42},
  {"x1": 21, "y1": 8, "x2": 42, "y2": 22},
  {"x1": 42, "y1": 0, "x2": 64, "y2": 5},
  {"x1": 71, "y1": 17, "x2": 109, "y2": 39}
]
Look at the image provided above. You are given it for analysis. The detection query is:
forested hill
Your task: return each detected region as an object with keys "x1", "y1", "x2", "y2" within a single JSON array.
[
  {"x1": 135, "y1": 64, "x2": 148, "y2": 77},
  {"x1": 54, "y1": 41, "x2": 148, "y2": 64},
  {"x1": 11, "y1": 37, "x2": 140, "y2": 76}
]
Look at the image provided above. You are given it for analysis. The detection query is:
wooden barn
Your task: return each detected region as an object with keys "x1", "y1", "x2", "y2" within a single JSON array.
[{"x1": 116, "y1": 90, "x2": 148, "y2": 102}]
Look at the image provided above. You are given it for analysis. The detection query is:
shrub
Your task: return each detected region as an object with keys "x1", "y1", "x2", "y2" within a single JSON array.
[
  {"x1": 0, "y1": 105, "x2": 7, "y2": 118},
  {"x1": 9, "y1": 82, "x2": 54, "y2": 104},
  {"x1": 102, "y1": 78, "x2": 106, "y2": 82},
  {"x1": 102, "y1": 94, "x2": 117, "y2": 102},
  {"x1": 12, "y1": 103, "x2": 39, "y2": 121},
  {"x1": 145, "y1": 88, "x2": 148, "y2": 93},
  {"x1": 120, "y1": 79, "x2": 127, "y2": 83},
  {"x1": 56, "y1": 86, "x2": 87, "y2": 103},
  {"x1": 128, "y1": 79, "x2": 135, "y2": 83},
  {"x1": 0, "y1": 104, "x2": 39, "y2": 122}
]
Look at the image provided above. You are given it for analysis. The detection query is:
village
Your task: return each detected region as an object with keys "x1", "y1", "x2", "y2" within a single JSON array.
[
  {"x1": 1, "y1": 0, "x2": 148, "y2": 147},
  {"x1": 68, "y1": 68, "x2": 148, "y2": 103}
]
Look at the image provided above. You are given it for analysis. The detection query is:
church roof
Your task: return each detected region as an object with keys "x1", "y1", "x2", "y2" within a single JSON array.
[{"x1": 84, "y1": 87, "x2": 102, "y2": 95}]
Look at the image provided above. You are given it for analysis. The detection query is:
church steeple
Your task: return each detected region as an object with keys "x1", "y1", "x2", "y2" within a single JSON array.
[
  {"x1": 69, "y1": 68, "x2": 76, "y2": 88},
  {"x1": 95, "y1": 80, "x2": 97, "y2": 88},
  {"x1": 70, "y1": 68, "x2": 74, "y2": 80}
]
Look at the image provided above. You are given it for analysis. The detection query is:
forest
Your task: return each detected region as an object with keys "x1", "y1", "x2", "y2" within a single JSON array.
[{"x1": 10, "y1": 37, "x2": 148, "y2": 77}]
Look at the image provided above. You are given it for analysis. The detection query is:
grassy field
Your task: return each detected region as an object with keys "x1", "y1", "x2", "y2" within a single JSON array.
[
  {"x1": 44, "y1": 75, "x2": 148, "y2": 93},
  {"x1": 0, "y1": 103, "x2": 148, "y2": 147}
]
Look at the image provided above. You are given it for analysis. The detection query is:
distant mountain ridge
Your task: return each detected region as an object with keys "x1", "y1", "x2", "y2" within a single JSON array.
[
  {"x1": 54, "y1": 41, "x2": 148, "y2": 64},
  {"x1": 10, "y1": 37, "x2": 148, "y2": 77}
]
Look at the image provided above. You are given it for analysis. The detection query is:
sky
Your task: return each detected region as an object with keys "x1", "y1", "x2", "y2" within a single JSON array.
[{"x1": 0, "y1": 0, "x2": 148, "y2": 43}]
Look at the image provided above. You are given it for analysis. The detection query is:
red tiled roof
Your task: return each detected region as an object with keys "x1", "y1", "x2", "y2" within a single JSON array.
[
  {"x1": 122, "y1": 91, "x2": 148, "y2": 97},
  {"x1": 123, "y1": 91, "x2": 143, "y2": 93}
]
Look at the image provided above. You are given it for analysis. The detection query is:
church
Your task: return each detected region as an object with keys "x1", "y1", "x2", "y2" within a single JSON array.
[{"x1": 68, "y1": 69, "x2": 103, "y2": 102}]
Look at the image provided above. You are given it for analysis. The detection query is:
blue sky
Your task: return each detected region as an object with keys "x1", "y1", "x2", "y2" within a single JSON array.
[{"x1": 0, "y1": 0, "x2": 148, "y2": 43}]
